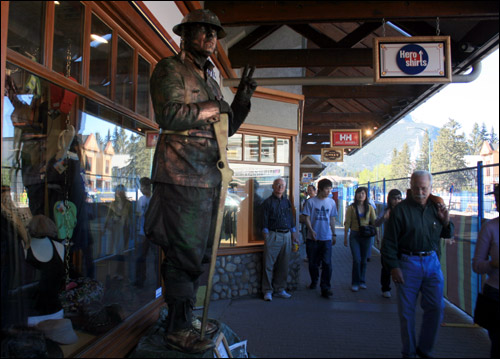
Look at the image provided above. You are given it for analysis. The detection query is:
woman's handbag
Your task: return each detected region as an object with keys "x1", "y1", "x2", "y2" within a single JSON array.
[
  {"x1": 354, "y1": 205, "x2": 376, "y2": 238},
  {"x1": 473, "y1": 292, "x2": 499, "y2": 330}
]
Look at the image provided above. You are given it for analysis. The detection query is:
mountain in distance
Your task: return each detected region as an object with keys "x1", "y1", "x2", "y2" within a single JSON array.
[{"x1": 321, "y1": 115, "x2": 440, "y2": 176}]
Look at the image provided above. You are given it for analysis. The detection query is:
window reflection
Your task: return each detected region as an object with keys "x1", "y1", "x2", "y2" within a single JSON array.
[
  {"x1": 7, "y1": 1, "x2": 45, "y2": 64},
  {"x1": 244, "y1": 135, "x2": 259, "y2": 162},
  {"x1": 2, "y1": 64, "x2": 159, "y2": 348},
  {"x1": 261, "y1": 136, "x2": 275, "y2": 163},
  {"x1": 53, "y1": 1, "x2": 84, "y2": 82},
  {"x1": 277, "y1": 138, "x2": 290, "y2": 163},
  {"x1": 116, "y1": 37, "x2": 134, "y2": 110},
  {"x1": 228, "y1": 133, "x2": 242, "y2": 160},
  {"x1": 137, "y1": 55, "x2": 150, "y2": 117},
  {"x1": 89, "y1": 14, "x2": 112, "y2": 98}
]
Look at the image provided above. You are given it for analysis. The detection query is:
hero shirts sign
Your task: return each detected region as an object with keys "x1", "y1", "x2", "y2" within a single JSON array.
[
  {"x1": 374, "y1": 36, "x2": 451, "y2": 84},
  {"x1": 330, "y1": 129, "x2": 362, "y2": 148}
]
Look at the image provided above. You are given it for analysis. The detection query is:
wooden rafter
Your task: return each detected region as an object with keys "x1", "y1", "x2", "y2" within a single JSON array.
[
  {"x1": 230, "y1": 25, "x2": 283, "y2": 50},
  {"x1": 303, "y1": 85, "x2": 429, "y2": 99}
]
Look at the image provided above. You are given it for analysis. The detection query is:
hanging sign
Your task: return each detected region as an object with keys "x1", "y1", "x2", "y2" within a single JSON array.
[
  {"x1": 330, "y1": 129, "x2": 362, "y2": 148},
  {"x1": 373, "y1": 36, "x2": 451, "y2": 84},
  {"x1": 321, "y1": 148, "x2": 344, "y2": 162}
]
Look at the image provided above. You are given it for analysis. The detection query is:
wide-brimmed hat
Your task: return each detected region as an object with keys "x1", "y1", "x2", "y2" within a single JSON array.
[
  {"x1": 36, "y1": 319, "x2": 78, "y2": 345},
  {"x1": 173, "y1": 9, "x2": 226, "y2": 39},
  {"x1": 28, "y1": 215, "x2": 58, "y2": 238}
]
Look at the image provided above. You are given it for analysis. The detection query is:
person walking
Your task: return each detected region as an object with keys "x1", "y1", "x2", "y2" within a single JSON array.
[
  {"x1": 381, "y1": 171, "x2": 454, "y2": 358},
  {"x1": 261, "y1": 178, "x2": 299, "y2": 301},
  {"x1": 344, "y1": 186, "x2": 376, "y2": 291},
  {"x1": 302, "y1": 179, "x2": 337, "y2": 298},
  {"x1": 300, "y1": 184, "x2": 317, "y2": 262},
  {"x1": 374, "y1": 189, "x2": 402, "y2": 298},
  {"x1": 472, "y1": 183, "x2": 499, "y2": 358},
  {"x1": 145, "y1": 8, "x2": 257, "y2": 353}
]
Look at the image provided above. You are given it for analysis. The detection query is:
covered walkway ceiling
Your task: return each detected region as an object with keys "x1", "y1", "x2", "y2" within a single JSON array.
[{"x1": 204, "y1": 1, "x2": 499, "y2": 155}]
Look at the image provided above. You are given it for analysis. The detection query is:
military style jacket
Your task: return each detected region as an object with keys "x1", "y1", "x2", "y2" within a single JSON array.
[{"x1": 150, "y1": 52, "x2": 250, "y2": 188}]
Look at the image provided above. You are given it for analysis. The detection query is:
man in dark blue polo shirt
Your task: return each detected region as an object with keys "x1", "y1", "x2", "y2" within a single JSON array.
[{"x1": 261, "y1": 178, "x2": 299, "y2": 301}]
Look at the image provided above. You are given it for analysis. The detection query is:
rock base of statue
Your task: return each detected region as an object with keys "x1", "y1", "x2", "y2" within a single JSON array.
[{"x1": 129, "y1": 307, "x2": 253, "y2": 358}]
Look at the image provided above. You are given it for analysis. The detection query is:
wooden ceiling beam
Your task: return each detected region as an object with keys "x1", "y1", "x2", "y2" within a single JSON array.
[
  {"x1": 205, "y1": 1, "x2": 499, "y2": 26},
  {"x1": 336, "y1": 22, "x2": 381, "y2": 48},
  {"x1": 303, "y1": 125, "x2": 378, "y2": 134},
  {"x1": 287, "y1": 24, "x2": 338, "y2": 48},
  {"x1": 230, "y1": 25, "x2": 282, "y2": 50},
  {"x1": 304, "y1": 112, "x2": 383, "y2": 123},
  {"x1": 229, "y1": 48, "x2": 372, "y2": 68},
  {"x1": 303, "y1": 85, "x2": 428, "y2": 99}
]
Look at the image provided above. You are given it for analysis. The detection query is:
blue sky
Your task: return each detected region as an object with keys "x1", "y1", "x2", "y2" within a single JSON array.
[{"x1": 411, "y1": 49, "x2": 499, "y2": 135}]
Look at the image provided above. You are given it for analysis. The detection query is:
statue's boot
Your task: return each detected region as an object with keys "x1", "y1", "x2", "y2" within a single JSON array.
[
  {"x1": 191, "y1": 317, "x2": 219, "y2": 335},
  {"x1": 165, "y1": 327, "x2": 215, "y2": 353}
]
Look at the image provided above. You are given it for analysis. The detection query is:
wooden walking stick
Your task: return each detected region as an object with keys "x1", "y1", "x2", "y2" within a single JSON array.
[{"x1": 200, "y1": 113, "x2": 233, "y2": 339}]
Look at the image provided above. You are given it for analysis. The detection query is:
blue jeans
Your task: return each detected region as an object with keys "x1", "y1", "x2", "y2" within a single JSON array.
[
  {"x1": 306, "y1": 239, "x2": 332, "y2": 291},
  {"x1": 349, "y1": 231, "x2": 371, "y2": 285},
  {"x1": 396, "y1": 252, "x2": 444, "y2": 358}
]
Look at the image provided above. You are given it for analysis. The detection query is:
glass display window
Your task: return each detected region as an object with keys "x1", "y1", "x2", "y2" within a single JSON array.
[
  {"x1": 2, "y1": 63, "x2": 160, "y2": 356},
  {"x1": 7, "y1": 1, "x2": 45, "y2": 64},
  {"x1": 116, "y1": 37, "x2": 134, "y2": 110},
  {"x1": 89, "y1": 14, "x2": 113, "y2": 98},
  {"x1": 53, "y1": 1, "x2": 84, "y2": 83},
  {"x1": 137, "y1": 55, "x2": 151, "y2": 118}
]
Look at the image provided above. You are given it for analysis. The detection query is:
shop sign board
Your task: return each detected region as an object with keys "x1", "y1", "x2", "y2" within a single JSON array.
[
  {"x1": 374, "y1": 36, "x2": 452, "y2": 84},
  {"x1": 330, "y1": 129, "x2": 362, "y2": 148},
  {"x1": 321, "y1": 147, "x2": 344, "y2": 162}
]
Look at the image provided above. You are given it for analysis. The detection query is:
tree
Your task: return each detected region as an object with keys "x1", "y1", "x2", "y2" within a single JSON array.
[
  {"x1": 390, "y1": 143, "x2": 412, "y2": 192},
  {"x1": 431, "y1": 119, "x2": 469, "y2": 191},
  {"x1": 415, "y1": 129, "x2": 430, "y2": 171},
  {"x1": 468, "y1": 122, "x2": 485, "y2": 155},
  {"x1": 112, "y1": 127, "x2": 129, "y2": 154},
  {"x1": 490, "y1": 126, "x2": 499, "y2": 145}
]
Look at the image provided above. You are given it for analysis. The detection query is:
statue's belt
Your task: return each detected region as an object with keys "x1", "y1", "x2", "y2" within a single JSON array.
[{"x1": 160, "y1": 129, "x2": 215, "y2": 139}]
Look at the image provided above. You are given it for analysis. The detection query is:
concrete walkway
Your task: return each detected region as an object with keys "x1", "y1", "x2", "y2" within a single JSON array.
[{"x1": 200, "y1": 229, "x2": 491, "y2": 358}]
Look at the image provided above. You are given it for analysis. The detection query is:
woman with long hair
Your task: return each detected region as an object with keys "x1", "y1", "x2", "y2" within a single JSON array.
[
  {"x1": 375, "y1": 189, "x2": 402, "y2": 298},
  {"x1": 344, "y1": 187, "x2": 376, "y2": 291}
]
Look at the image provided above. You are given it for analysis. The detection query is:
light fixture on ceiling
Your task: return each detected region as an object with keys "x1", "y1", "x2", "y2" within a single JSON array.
[{"x1": 365, "y1": 129, "x2": 373, "y2": 136}]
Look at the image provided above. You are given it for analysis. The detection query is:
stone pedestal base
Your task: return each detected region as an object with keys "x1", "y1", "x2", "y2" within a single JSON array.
[{"x1": 129, "y1": 307, "x2": 251, "y2": 358}]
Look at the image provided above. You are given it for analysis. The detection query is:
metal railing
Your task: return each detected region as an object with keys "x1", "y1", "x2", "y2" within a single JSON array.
[{"x1": 345, "y1": 161, "x2": 499, "y2": 316}]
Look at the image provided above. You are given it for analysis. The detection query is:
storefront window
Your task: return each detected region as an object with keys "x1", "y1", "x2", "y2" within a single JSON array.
[
  {"x1": 116, "y1": 37, "x2": 134, "y2": 110},
  {"x1": 277, "y1": 138, "x2": 290, "y2": 163},
  {"x1": 244, "y1": 135, "x2": 259, "y2": 162},
  {"x1": 137, "y1": 55, "x2": 151, "y2": 118},
  {"x1": 89, "y1": 14, "x2": 112, "y2": 98},
  {"x1": 2, "y1": 64, "x2": 159, "y2": 355},
  {"x1": 261, "y1": 136, "x2": 275, "y2": 163},
  {"x1": 53, "y1": 1, "x2": 84, "y2": 82},
  {"x1": 228, "y1": 133, "x2": 243, "y2": 160},
  {"x1": 7, "y1": 1, "x2": 45, "y2": 64}
]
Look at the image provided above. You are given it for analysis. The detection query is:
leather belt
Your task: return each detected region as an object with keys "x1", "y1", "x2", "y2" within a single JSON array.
[
  {"x1": 160, "y1": 129, "x2": 215, "y2": 139},
  {"x1": 400, "y1": 249, "x2": 434, "y2": 257},
  {"x1": 271, "y1": 229, "x2": 289, "y2": 233}
]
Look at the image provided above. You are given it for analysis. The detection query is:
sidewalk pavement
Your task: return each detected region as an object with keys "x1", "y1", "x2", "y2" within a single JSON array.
[{"x1": 199, "y1": 228, "x2": 490, "y2": 358}]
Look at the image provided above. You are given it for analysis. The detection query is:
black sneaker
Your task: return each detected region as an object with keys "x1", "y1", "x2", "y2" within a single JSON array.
[{"x1": 321, "y1": 289, "x2": 333, "y2": 298}]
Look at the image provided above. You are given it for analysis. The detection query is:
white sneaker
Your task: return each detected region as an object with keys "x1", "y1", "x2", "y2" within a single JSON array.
[
  {"x1": 351, "y1": 285, "x2": 359, "y2": 292},
  {"x1": 276, "y1": 290, "x2": 292, "y2": 299},
  {"x1": 263, "y1": 292, "x2": 272, "y2": 301},
  {"x1": 382, "y1": 291, "x2": 392, "y2": 298},
  {"x1": 360, "y1": 284, "x2": 367, "y2": 289}
]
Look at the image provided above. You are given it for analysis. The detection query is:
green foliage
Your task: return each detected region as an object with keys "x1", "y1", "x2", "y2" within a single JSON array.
[
  {"x1": 431, "y1": 119, "x2": 469, "y2": 191},
  {"x1": 389, "y1": 143, "x2": 412, "y2": 192},
  {"x1": 468, "y1": 122, "x2": 489, "y2": 155},
  {"x1": 415, "y1": 129, "x2": 430, "y2": 171},
  {"x1": 490, "y1": 126, "x2": 499, "y2": 145}
]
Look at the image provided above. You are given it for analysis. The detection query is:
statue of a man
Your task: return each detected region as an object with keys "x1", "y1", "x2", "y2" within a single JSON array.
[{"x1": 145, "y1": 9, "x2": 256, "y2": 353}]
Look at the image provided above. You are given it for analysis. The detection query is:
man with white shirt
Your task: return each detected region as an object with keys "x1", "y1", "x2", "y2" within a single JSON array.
[{"x1": 302, "y1": 179, "x2": 338, "y2": 298}]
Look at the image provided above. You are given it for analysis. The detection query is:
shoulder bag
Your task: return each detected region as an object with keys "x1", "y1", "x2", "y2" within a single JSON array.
[{"x1": 354, "y1": 205, "x2": 376, "y2": 238}]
